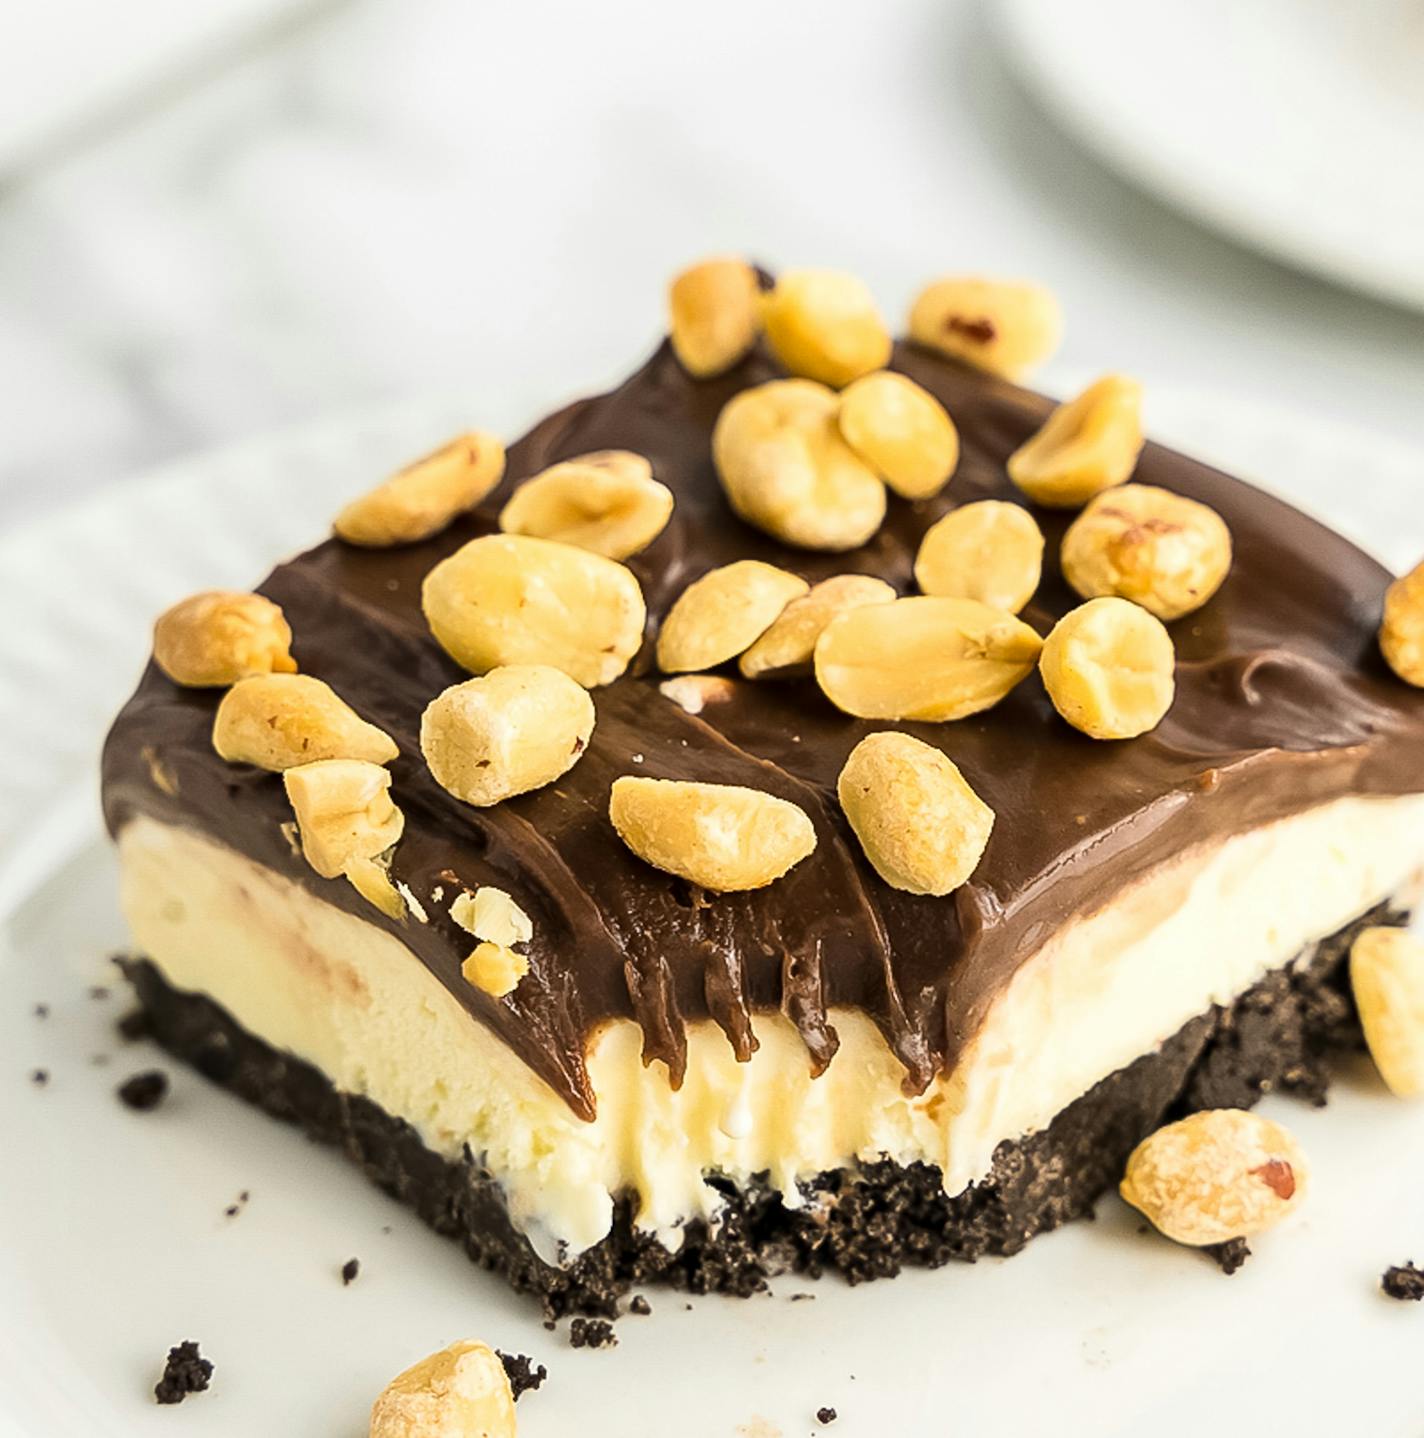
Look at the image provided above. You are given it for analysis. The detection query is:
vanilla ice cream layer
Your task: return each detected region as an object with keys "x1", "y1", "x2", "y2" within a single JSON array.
[{"x1": 117, "y1": 794, "x2": 1424, "y2": 1258}]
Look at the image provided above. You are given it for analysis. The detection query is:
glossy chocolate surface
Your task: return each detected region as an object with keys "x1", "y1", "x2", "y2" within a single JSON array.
[{"x1": 102, "y1": 338, "x2": 1424, "y2": 1118}]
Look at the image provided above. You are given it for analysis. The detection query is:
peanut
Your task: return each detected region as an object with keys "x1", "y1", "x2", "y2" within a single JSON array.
[
  {"x1": 658, "y1": 674, "x2": 737, "y2": 714},
  {"x1": 668, "y1": 256, "x2": 762, "y2": 377},
  {"x1": 739, "y1": 573, "x2": 896, "y2": 679},
  {"x1": 422, "y1": 533, "x2": 646, "y2": 688},
  {"x1": 421, "y1": 665, "x2": 594, "y2": 807},
  {"x1": 814, "y1": 596, "x2": 1042, "y2": 721},
  {"x1": 451, "y1": 887, "x2": 534, "y2": 948},
  {"x1": 837, "y1": 370, "x2": 959, "y2": 499},
  {"x1": 657, "y1": 560, "x2": 808, "y2": 674},
  {"x1": 837, "y1": 732, "x2": 993, "y2": 895},
  {"x1": 499, "y1": 450, "x2": 673, "y2": 560},
  {"x1": 283, "y1": 759, "x2": 404, "y2": 879},
  {"x1": 1039, "y1": 597, "x2": 1174, "y2": 740},
  {"x1": 1381, "y1": 559, "x2": 1424, "y2": 687},
  {"x1": 914, "y1": 501, "x2": 1043, "y2": 614},
  {"x1": 335, "y1": 431, "x2": 505, "y2": 547},
  {"x1": 1061, "y1": 483, "x2": 1232, "y2": 621},
  {"x1": 712, "y1": 378, "x2": 885, "y2": 551},
  {"x1": 152, "y1": 590, "x2": 296, "y2": 688},
  {"x1": 1120, "y1": 1109, "x2": 1309, "y2": 1246},
  {"x1": 609, "y1": 776, "x2": 816, "y2": 891},
  {"x1": 907, "y1": 276, "x2": 1062, "y2": 380},
  {"x1": 212, "y1": 673, "x2": 398, "y2": 771},
  {"x1": 1350, "y1": 926, "x2": 1424, "y2": 1097},
  {"x1": 760, "y1": 268, "x2": 891, "y2": 388},
  {"x1": 1008, "y1": 375, "x2": 1144, "y2": 509},
  {"x1": 344, "y1": 854, "x2": 407, "y2": 920},
  {"x1": 461, "y1": 943, "x2": 529, "y2": 999},
  {"x1": 368, "y1": 1338, "x2": 515, "y2": 1438}
]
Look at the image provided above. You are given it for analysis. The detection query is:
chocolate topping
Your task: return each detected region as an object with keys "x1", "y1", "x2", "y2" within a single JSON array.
[{"x1": 101, "y1": 336, "x2": 1424, "y2": 1118}]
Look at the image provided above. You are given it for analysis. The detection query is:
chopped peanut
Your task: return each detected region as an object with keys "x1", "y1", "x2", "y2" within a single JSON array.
[
  {"x1": 335, "y1": 431, "x2": 505, "y2": 547},
  {"x1": 153, "y1": 590, "x2": 296, "y2": 688}
]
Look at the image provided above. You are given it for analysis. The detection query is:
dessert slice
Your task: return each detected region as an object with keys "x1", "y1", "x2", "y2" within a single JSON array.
[{"x1": 102, "y1": 262, "x2": 1424, "y2": 1315}]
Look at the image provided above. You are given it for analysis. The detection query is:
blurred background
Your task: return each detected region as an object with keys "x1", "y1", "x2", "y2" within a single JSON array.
[{"x1": 4, "y1": 0, "x2": 1423, "y2": 525}]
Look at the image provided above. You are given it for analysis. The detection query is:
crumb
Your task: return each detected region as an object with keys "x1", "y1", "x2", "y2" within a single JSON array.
[
  {"x1": 684, "y1": 1303, "x2": 693, "y2": 1312},
  {"x1": 239, "y1": 1190, "x2": 250, "y2": 1202},
  {"x1": 568, "y1": 1318, "x2": 616, "y2": 1350},
  {"x1": 224, "y1": 1191, "x2": 250, "y2": 1219},
  {"x1": 816, "y1": 1407, "x2": 838, "y2": 1425},
  {"x1": 118, "y1": 1009, "x2": 150, "y2": 1042},
  {"x1": 628, "y1": 1295, "x2": 651, "y2": 1316},
  {"x1": 381, "y1": 1224, "x2": 392, "y2": 1235},
  {"x1": 1204, "y1": 1237, "x2": 1251, "y2": 1275},
  {"x1": 341, "y1": 1258, "x2": 360, "y2": 1285},
  {"x1": 154, "y1": 1340, "x2": 213, "y2": 1405},
  {"x1": 32, "y1": 1003, "x2": 49, "y2": 1019},
  {"x1": 1383, "y1": 1262, "x2": 1424, "y2": 1301},
  {"x1": 542, "y1": 1320, "x2": 556, "y2": 1332},
  {"x1": 30, "y1": 1069, "x2": 49, "y2": 1087},
  {"x1": 117, "y1": 1070, "x2": 169, "y2": 1112},
  {"x1": 497, "y1": 1351, "x2": 547, "y2": 1399},
  {"x1": 89, "y1": 986, "x2": 111, "y2": 1000},
  {"x1": 789, "y1": 1292, "x2": 815, "y2": 1302},
  {"x1": 224, "y1": 1205, "x2": 239, "y2": 1218},
  {"x1": 90, "y1": 1054, "x2": 110, "y2": 1066}
]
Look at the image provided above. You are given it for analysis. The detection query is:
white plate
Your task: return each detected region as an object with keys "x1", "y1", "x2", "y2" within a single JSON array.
[
  {"x1": 3, "y1": 391, "x2": 1424, "y2": 1438},
  {"x1": 997, "y1": 0, "x2": 1424, "y2": 312}
]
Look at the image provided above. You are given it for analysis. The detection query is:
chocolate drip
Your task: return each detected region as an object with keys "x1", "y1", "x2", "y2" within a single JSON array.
[
  {"x1": 780, "y1": 939, "x2": 839, "y2": 1076},
  {"x1": 101, "y1": 333, "x2": 1424, "y2": 1120}
]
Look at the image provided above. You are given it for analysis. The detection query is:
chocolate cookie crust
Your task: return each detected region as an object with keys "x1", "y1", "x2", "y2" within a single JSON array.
[{"x1": 118, "y1": 902, "x2": 1398, "y2": 1317}]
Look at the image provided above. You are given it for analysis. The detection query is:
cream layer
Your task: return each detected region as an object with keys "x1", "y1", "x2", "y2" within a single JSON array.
[{"x1": 117, "y1": 795, "x2": 1424, "y2": 1258}]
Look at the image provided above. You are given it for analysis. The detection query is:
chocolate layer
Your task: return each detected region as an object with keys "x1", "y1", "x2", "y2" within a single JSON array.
[
  {"x1": 120, "y1": 902, "x2": 1396, "y2": 1314},
  {"x1": 101, "y1": 337, "x2": 1424, "y2": 1116}
]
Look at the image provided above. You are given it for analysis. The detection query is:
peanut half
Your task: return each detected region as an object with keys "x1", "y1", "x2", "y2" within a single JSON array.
[
  {"x1": 1008, "y1": 374, "x2": 1144, "y2": 509},
  {"x1": 914, "y1": 501, "x2": 1044, "y2": 615},
  {"x1": 335, "y1": 431, "x2": 506, "y2": 547},
  {"x1": 814, "y1": 596, "x2": 1042, "y2": 722},
  {"x1": 838, "y1": 732, "x2": 993, "y2": 896},
  {"x1": 421, "y1": 665, "x2": 594, "y2": 807},
  {"x1": 1039, "y1": 597, "x2": 1174, "y2": 740},
  {"x1": 153, "y1": 590, "x2": 296, "y2": 688},
  {"x1": 368, "y1": 1338, "x2": 516, "y2": 1438},
  {"x1": 760, "y1": 268, "x2": 892, "y2": 388},
  {"x1": 668, "y1": 256, "x2": 762, "y2": 377},
  {"x1": 1120, "y1": 1109, "x2": 1309, "y2": 1246},
  {"x1": 1381, "y1": 559, "x2": 1424, "y2": 687},
  {"x1": 1061, "y1": 483, "x2": 1232, "y2": 621},
  {"x1": 213, "y1": 673, "x2": 398, "y2": 770},
  {"x1": 1350, "y1": 926, "x2": 1424, "y2": 1097},
  {"x1": 422, "y1": 533, "x2": 646, "y2": 688},
  {"x1": 283, "y1": 759, "x2": 404, "y2": 879},
  {"x1": 837, "y1": 370, "x2": 959, "y2": 500},
  {"x1": 609, "y1": 776, "x2": 816, "y2": 891},
  {"x1": 907, "y1": 276, "x2": 1062, "y2": 381},
  {"x1": 656, "y1": 560, "x2": 808, "y2": 674},
  {"x1": 739, "y1": 573, "x2": 896, "y2": 679},
  {"x1": 499, "y1": 450, "x2": 674, "y2": 560},
  {"x1": 712, "y1": 378, "x2": 886, "y2": 551}
]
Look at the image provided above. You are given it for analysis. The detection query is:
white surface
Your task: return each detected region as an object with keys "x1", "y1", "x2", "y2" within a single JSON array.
[
  {"x1": 2, "y1": 392, "x2": 1424, "y2": 1436},
  {"x1": 999, "y1": 0, "x2": 1424, "y2": 311},
  {"x1": 0, "y1": 0, "x2": 322, "y2": 177},
  {"x1": 5, "y1": 0, "x2": 1424, "y2": 536}
]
